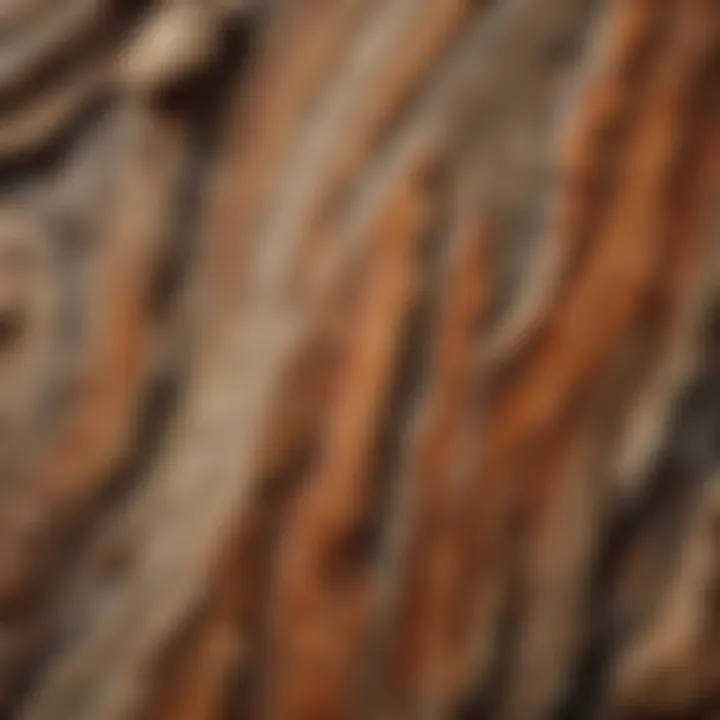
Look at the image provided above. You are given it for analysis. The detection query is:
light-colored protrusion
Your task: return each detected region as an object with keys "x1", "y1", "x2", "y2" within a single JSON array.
[{"x1": 116, "y1": 3, "x2": 221, "y2": 94}]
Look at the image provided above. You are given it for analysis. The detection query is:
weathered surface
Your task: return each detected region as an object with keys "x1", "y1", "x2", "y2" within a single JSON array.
[{"x1": 0, "y1": 0, "x2": 718, "y2": 718}]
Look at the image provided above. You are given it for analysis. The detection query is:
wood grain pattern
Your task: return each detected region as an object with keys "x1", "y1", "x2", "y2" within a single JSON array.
[{"x1": 0, "y1": 1, "x2": 717, "y2": 718}]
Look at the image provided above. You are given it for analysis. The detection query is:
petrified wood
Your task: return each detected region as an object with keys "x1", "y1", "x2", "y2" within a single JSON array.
[{"x1": 0, "y1": 0, "x2": 718, "y2": 719}]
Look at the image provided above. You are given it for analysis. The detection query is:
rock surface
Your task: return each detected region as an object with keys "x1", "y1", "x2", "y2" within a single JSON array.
[{"x1": 0, "y1": 1, "x2": 718, "y2": 718}]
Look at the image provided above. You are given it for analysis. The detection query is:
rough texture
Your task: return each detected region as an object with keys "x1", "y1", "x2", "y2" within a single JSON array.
[{"x1": 0, "y1": 0, "x2": 718, "y2": 718}]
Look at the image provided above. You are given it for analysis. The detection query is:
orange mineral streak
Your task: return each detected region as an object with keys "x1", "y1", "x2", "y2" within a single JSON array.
[
  {"x1": 0, "y1": 115, "x2": 184, "y2": 600},
  {"x1": 268, "y1": 172, "x2": 428, "y2": 720},
  {"x1": 449, "y1": 0, "x2": 720, "y2": 707},
  {"x1": 388, "y1": 209, "x2": 491, "y2": 715}
]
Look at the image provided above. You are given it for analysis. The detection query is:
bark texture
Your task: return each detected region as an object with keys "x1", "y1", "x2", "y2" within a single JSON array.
[{"x1": 0, "y1": 1, "x2": 718, "y2": 719}]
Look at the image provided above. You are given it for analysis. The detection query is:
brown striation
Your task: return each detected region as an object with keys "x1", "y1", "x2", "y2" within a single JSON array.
[{"x1": 0, "y1": 0, "x2": 718, "y2": 719}]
